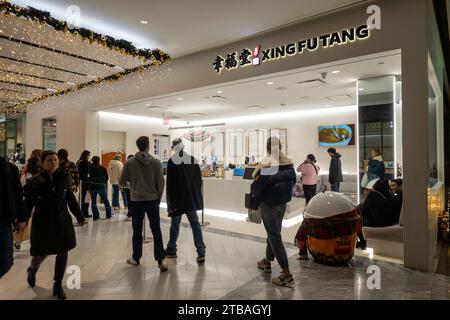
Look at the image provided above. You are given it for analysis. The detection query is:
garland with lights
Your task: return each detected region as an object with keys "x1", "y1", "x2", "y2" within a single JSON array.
[
  {"x1": 0, "y1": 1, "x2": 171, "y2": 113},
  {"x1": 0, "y1": 1, "x2": 169, "y2": 62},
  {"x1": 183, "y1": 129, "x2": 211, "y2": 143}
]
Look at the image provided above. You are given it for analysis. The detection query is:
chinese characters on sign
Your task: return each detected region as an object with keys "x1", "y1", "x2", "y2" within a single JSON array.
[{"x1": 212, "y1": 25, "x2": 371, "y2": 74}]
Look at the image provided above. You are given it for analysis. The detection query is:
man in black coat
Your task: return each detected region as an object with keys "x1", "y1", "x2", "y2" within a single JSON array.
[
  {"x1": 165, "y1": 138, "x2": 206, "y2": 263},
  {"x1": 327, "y1": 147, "x2": 343, "y2": 192},
  {"x1": 0, "y1": 157, "x2": 27, "y2": 278}
]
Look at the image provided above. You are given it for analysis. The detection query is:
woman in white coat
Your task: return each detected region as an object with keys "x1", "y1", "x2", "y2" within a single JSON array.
[{"x1": 108, "y1": 154, "x2": 128, "y2": 211}]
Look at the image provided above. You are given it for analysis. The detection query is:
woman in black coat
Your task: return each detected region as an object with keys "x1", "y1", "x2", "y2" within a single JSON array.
[{"x1": 24, "y1": 150, "x2": 85, "y2": 299}]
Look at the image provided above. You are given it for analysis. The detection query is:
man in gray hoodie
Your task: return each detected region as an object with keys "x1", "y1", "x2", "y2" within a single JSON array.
[{"x1": 120, "y1": 136, "x2": 167, "y2": 271}]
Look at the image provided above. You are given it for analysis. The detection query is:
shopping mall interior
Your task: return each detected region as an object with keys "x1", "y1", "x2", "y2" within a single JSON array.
[{"x1": 1, "y1": 0, "x2": 450, "y2": 302}]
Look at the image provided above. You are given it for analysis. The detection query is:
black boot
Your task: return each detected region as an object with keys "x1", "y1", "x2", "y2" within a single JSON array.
[
  {"x1": 53, "y1": 282, "x2": 67, "y2": 300},
  {"x1": 27, "y1": 267, "x2": 36, "y2": 288}
]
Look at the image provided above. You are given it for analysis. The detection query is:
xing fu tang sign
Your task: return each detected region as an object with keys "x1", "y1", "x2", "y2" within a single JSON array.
[{"x1": 212, "y1": 24, "x2": 371, "y2": 74}]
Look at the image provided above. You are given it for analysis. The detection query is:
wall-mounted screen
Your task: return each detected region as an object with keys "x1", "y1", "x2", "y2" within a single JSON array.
[{"x1": 318, "y1": 124, "x2": 355, "y2": 147}]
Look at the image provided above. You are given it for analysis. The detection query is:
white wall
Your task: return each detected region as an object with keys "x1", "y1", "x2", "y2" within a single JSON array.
[
  {"x1": 101, "y1": 130, "x2": 126, "y2": 154},
  {"x1": 96, "y1": 112, "x2": 171, "y2": 157}
]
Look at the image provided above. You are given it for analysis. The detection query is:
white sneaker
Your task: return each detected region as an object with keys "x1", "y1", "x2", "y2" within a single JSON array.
[
  {"x1": 158, "y1": 259, "x2": 168, "y2": 272},
  {"x1": 126, "y1": 258, "x2": 140, "y2": 266}
]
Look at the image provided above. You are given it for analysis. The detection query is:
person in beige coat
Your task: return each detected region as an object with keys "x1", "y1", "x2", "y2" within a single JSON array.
[{"x1": 108, "y1": 154, "x2": 128, "y2": 211}]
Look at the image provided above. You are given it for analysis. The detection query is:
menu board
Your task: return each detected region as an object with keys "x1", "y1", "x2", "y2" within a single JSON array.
[
  {"x1": 211, "y1": 132, "x2": 224, "y2": 157},
  {"x1": 152, "y1": 134, "x2": 170, "y2": 161},
  {"x1": 248, "y1": 129, "x2": 265, "y2": 159},
  {"x1": 269, "y1": 128, "x2": 288, "y2": 154},
  {"x1": 228, "y1": 131, "x2": 243, "y2": 157}
]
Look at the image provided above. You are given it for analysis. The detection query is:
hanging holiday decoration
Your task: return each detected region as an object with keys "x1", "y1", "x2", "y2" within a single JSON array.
[
  {"x1": 0, "y1": 1, "x2": 171, "y2": 113},
  {"x1": 183, "y1": 129, "x2": 211, "y2": 142}
]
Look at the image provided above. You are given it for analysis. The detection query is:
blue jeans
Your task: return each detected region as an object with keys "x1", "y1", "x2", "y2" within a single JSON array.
[
  {"x1": 91, "y1": 188, "x2": 112, "y2": 220},
  {"x1": 330, "y1": 182, "x2": 340, "y2": 192},
  {"x1": 260, "y1": 202, "x2": 289, "y2": 269},
  {"x1": 132, "y1": 200, "x2": 165, "y2": 263},
  {"x1": 0, "y1": 224, "x2": 13, "y2": 279},
  {"x1": 167, "y1": 211, "x2": 206, "y2": 257},
  {"x1": 112, "y1": 184, "x2": 128, "y2": 208}
]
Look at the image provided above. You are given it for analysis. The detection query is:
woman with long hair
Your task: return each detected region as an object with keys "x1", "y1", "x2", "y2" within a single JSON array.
[
  {"x1": 24, "y1": 151, "x2": 86, "y2": 299},
  {"x1": 297, "y1": 154, "x2": 320, "y2": 206}
]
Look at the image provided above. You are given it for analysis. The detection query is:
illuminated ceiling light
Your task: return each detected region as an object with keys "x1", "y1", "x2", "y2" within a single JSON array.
[
  {"x1": 216, "y1": 90, "x2": 223, "y2": 94},
  {"x1": 11, "y1": 50, "x2": 15, "y2": 54},
  {"x1": 66, "y1": 82, "x2": 76, "y2": 85},
  {"x1": 119, "y1": 108, "x2": 124, "y2": 111},
  {"x1": 140, "y1": 20, "x2": 149, "y2": 25},
  {"x1": 114, "y1": 65, "x2": 124, "y2": 70},
  {"x1": 177, "y1": 97, "x2": 183, "y2": 101},
  {"x1": 331, "y1": 70, "x2": 340, "y2": 74},
  {"x1": 266, "y1": 81, "x2": 274, "y2": 85},
  {"x1": 145, "y1": 103, "x2": 151, "y2": 106},
  {"x1": 46, "y1": 88, "x2": 57, "y2": 92},
  {"x1": 246, "y1": 105, "x2": 265, "y2": 111},
  {"x1": 358, "y1": 88, "x2": 365, "y2": 91}
]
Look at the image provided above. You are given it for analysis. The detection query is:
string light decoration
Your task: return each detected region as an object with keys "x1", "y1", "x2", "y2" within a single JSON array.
[{"x1": 0, "y1": 1, "x2": 171, "y2": 113}]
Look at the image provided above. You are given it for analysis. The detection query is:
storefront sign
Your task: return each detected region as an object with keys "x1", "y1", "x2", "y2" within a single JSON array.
[{"x1": 212, "y1": 24, "x2": 371, "y2": 74}]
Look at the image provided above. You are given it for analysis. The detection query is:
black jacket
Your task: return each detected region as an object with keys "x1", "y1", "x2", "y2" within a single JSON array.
[
  {"x1": 24, "y1": 169, "x2": 85, "y2": 256},
  {"x1": 77, "y1": 159, "x2": 91, "y2": 186},
  {"x1": 166, "y1": 151, "x2": 203, "y2": 216},
  {"x1": 360, "y1": 190, "x2": 394, "y2": 227},
  {"x1": 328, "y1": 153, "x2": 343, "y2": 184},
  {"x1": 0, "y1": 157, "x2": 26, "y2": 226},
  {"x1": 88, "y1": 165, "x2": 109, "y2": 191},
  {"x1": 390, "y1": 191, "x2": 402, "y2": 224},
  {"x1": 251, "y1": 163, "x2": 296, "y2": 207}
]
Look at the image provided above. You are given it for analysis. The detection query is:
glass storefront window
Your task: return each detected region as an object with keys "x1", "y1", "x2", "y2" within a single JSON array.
[{"x1": 42, "y1": 117, "x2": 57, "y2": 151}]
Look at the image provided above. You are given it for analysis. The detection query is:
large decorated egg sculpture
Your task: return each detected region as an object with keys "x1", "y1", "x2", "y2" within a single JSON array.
[{"x1": 303, "y1": 192, "x2": 359, "y2": 266}]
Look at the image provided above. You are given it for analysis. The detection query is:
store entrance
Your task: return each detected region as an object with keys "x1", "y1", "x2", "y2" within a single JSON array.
[{"x1": 98, "y1": 51, "x2": 402, "y2": 261}]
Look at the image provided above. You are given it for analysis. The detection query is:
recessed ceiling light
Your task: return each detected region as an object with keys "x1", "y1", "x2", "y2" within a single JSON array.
[
  {"x1": 216, "y1": 90, "x2": 223, "y2": 94},
  {"x1": 177, "y1": 98, "x2": 183, "y2": 101},
  {"x1": 145, "y1": 103, "x2": 151, "y2": 106},
  {"x1": 119, "y1": 108, "x2": 124, "y2": 111},
  {"x1": 246, "y1": 105, "x2": 265, "y2": 110},
  {"x1": 358, "y1": 88, "x2": 365, "y2": 91},
  {"x1": 140, "y1": 20, "x2": 149, "y2": 24},
  {"x1": 147, "y1": 106, "x2": 168, "y2": 110},
  {"x1": 266, "y1": 82, "x2": 274, "y2": 85},
  {"x1": 331, "y1": 70, "x2": 340, "y2": 74}
]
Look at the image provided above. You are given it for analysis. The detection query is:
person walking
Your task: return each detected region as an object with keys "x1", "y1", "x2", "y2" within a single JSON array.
[
  {"x1": 76, "y1": 150, "x2": 92, "y2": 218},
  {"x1": 20, "y1": 149, "x2": 42, "y2": 178},
  {"x1": 119, "y1": 136, "x2": 167, "y2": 271},
  {"x1": 14, "y1": 156, "x2": 41, "y2": 251},
  {"x1": 297, "y1": 154, "x2": 320, "y2": 206},
  {"x1": 108, "y1": 154, "x2": 128, "y2": 212},
  {"x1": 327, "y1": 147, "x2": 343, "y2": 192},
  {"x1": 123, "y1": 155, "x2": 134, "y2": 221},
  {"x1": 88, "y1": 156, "x2": 112, "y2": 220},
  {"x1": 251, "y1": 137, "x2": 296, "y2": 287},
  {"x1": 23, "y1": 151, "x2": 86, "y2": 299},
  {"x1": 57, "y1": 149, "x2": 80, "y2": 192},
  {"x1": 0, "y1": 156, "x2": 26, "y2": 279},
  {"x1": 164, "y1": 138, "x2": 206, "y2": 263}
]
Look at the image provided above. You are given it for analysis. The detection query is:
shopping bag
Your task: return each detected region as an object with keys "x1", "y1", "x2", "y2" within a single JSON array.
[
  {"x1": 245, "y1": 193, "x2": 258, "y2": 210},
  {"x1": 14, "y1": 218, "x2": 32, "y2": 242},
  {"x1": 247, "y1": 208, "x2": 262, "y2": 224},
  {"x1": 361, "y1": 172, "x2": 369, "y2": 188}
]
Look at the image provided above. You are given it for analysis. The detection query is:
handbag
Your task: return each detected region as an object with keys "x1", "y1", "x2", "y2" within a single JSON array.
[
  {"x1": 247, "y1": 207, "x2": 262, "y2": 224},
  {"x1": 245, "y1": 193, "x2": 259, "y2": 210}
]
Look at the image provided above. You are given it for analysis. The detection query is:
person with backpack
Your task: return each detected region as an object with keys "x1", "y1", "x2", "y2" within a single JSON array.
[
  {"x1": 297, "y1": 154, "x2": 320, "y2": 206},
  {"x1": 88, "y1": 156, "x2": 112, "y2": 220}
]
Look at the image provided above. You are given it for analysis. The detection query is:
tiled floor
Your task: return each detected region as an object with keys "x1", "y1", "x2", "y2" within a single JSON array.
[{"x1": 1, "y1": 209, "x2": 449, "y2": 300}]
